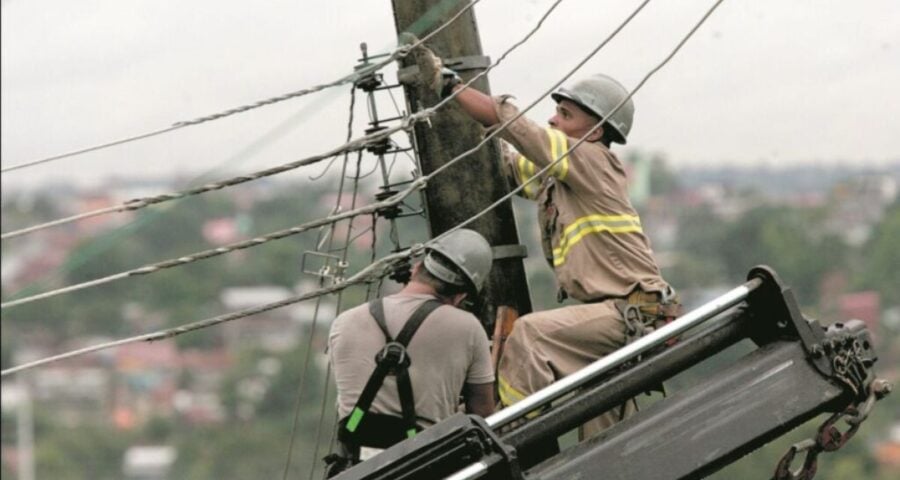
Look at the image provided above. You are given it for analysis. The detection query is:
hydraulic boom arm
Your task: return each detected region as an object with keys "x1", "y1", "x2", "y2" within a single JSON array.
[{"x1": 334, "y1": 266, "x2": 890, "y2": 480}]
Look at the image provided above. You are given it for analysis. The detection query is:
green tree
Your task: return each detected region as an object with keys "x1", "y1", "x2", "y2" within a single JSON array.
[
  {"x1": 34, "y1": 422, "x2": 133, "y2": 480},
  {"x1": 677, "y1": 204, "x2": 847, "y2": 306},
  {"x1": 854, "y1": 200, "x2": 900, "y2": 307}
]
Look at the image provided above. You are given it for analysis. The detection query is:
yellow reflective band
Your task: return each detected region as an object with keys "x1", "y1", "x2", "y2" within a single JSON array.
[
  {"x1": 552, "y1": 214, "x2": 643, "y2": 267},
  {"x1": 545, "y1": 128, "x2": 570, "y2": 181},
  {"x1": 498, "y1": 376, "x2": 543, "y2": 419},
  {"x1": 406, "y1": 428, "x2": 417, "y2": 439},
  {"x1": 517, "y1": 155, "x2": 539, "y2": 199},
  {"x1": 498, "y1": 376, "x2": 526, "y2": 407}
]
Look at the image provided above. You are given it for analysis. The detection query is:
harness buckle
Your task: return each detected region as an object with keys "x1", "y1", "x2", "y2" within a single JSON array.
[{"x1": 375, "y1": 341, "x2": 411, "y2": 373}]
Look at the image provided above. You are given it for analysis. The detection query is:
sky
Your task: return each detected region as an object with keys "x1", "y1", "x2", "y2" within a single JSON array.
[{"x1": 2, "y1": 0, "x2": 899, "y2": 191}]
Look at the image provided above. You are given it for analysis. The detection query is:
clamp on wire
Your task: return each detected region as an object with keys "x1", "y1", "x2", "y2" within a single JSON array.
[{"x1": 301, "y1": 251, "x2": 349, "y2": 286}]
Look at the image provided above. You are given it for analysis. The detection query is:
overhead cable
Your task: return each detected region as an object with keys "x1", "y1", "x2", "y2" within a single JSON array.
[
  {"x1": 0, "y1": 0, "x2": 550, "y2": 242},
  {"x1": 0, "y1": 0, "x2": 723, "y2": 375},
  {"x1": 0, "y1": 127, "x2": 379, "y2": 240},
  {"x1": 434, "y1": 0, "x2": 726, "y2": 243},
  {"x1": 2, "y1": 89, "x2": 347, "y2": 306},
  {"x1": 282, "y1": 94, "x2": 361, "y2": 480},
  {"x1": 0, "y1": 0, "x2": 482, "y2": 174},
  {"x1": 0, "y1": 183, "x2": 421, "y2": 309},
  {"x1": 0, "y1": 0, "x2": 667, "y2": 375},
  {"x1": 0, "y1": 0, "x2": 573, "y2": 308},
  {"x1": 0, "y1": 248, "x2": 417, "y2": 377}
]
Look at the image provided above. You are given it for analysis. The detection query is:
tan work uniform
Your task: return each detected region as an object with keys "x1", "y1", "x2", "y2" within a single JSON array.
[{"x1": 491, "y1": 95, "x2": 673, "y2": 435}]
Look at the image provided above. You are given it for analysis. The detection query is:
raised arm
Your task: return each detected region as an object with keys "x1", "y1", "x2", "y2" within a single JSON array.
[{"x1": 451, "y1": 83, "x2": 499, "y2": 127}]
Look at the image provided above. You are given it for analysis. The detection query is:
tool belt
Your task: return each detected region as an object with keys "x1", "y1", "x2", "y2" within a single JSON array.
[
  {"x1": 613, "y1": 287, "x2": 682, "y2": 346},
  {"x1": 611, "y1": 287, "x2": 682, "y2": 400}
]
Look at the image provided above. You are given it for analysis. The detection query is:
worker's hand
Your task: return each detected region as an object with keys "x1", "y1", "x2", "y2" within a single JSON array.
[
  {"x1": 437, "y1": 67, "x2": 463, "y2": 99},
  {"x1": 401, "y1": 33, "x2": 462, "y2": 99}
]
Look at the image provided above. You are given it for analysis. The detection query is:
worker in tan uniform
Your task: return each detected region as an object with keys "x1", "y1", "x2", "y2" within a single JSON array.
[{"x1": 420, "y1": 51, "x2": 679, "y2": 439}]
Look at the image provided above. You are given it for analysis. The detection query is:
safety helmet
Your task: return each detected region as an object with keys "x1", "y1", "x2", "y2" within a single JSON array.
[
  {"x1": 423, "y1": 229, "x2": 493, "y2": 293},
  {"x1": 551, "y1": 73, "x2": 634, "y2": 144}
]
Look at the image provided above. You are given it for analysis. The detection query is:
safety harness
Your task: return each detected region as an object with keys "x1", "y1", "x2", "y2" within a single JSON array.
[
  {"x1": 615, "y1": 287, "x2": 682, "y2": 347},
  {"x1": 325, "y1": 298, "x2": 443, "y2": 476}
]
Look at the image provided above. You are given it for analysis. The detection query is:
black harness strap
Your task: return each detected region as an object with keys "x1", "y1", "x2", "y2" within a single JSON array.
[{"x1": 340, "y1": 298, "x2": 443, "y2": 447}]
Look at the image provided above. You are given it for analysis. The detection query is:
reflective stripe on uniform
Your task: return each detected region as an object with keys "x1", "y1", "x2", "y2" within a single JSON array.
[
  {"x1": 517, "y1": 155, "x2": 540, "y2": 199},
  {"x1": 545, "y1": 128, "x2": 569, "y2": 181},
  {"x1": 498, "y1": 375, "x2": 527, "y2": 407},
  {"x1": 515, "y1": 129, "x2": 570, "y2": 198},
  {"x1": 552, "y1": 214, "x2": 643, "y2": 267},
  {"x1": 498, "y1": 376, "x2": 542, "y2": 419}
]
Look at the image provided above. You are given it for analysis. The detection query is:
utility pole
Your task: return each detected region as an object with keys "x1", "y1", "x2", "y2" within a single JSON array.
[{"x1": 391, "y1": 0, "x2": 533, "y2": 330}]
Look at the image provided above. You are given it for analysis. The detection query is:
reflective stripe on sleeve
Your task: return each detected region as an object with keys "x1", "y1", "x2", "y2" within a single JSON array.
[
  {"x1": 552, "y1": 214, "x2": 643, "y2": 267},
  {"x1": 517, "y1": 155, "x2": 540, "y2": 199},
  {"x1": 545, "y1": 128, "x2": 570, "y2": 182}
]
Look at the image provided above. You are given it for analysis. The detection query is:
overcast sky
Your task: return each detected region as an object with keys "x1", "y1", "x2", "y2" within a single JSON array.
[{"x1": 2, "y1": 0, "x2": 899, "y2": 190}]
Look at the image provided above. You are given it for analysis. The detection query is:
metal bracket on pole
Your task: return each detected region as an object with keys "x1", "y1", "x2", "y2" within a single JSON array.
[
  {"x1": 491, "y1": 244, "x2": 528, "y2": 260},
  {"x1": 397, "y1": 55, "x2": 491, "y2": 85}
]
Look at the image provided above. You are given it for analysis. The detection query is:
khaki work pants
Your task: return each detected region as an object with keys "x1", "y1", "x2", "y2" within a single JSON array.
[{"x1": 497, "y1": 301, "x2": 636, "y2": 439}]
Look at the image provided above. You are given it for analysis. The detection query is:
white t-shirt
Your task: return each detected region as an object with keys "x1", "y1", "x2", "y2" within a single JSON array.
[{"x1": 329, "y1": 293, "x2": 494, "y2": 426}]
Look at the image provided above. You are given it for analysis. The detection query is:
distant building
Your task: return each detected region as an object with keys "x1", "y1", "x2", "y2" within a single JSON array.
[
  {"x1": 874, "y1": 423, "x2": 900, "y2": 473},
  {"x1": 219, "y1": 286, "x2": 307, "y2": 352},
  {"x1": 826, "y1": 175, "x2": 898, "y2": 246},
  {"x1": 122, "y1": 445, "x2": 177, "y2": 480},
  {"x1": 838, "y1": 291, "x2": 881, "y2": 344},
  {"x1": 202, "y1": 217, "x2": 240, "y2": 245},
  {"x1": 113, "y1": 342, "x2": 181, "y2": 429}
]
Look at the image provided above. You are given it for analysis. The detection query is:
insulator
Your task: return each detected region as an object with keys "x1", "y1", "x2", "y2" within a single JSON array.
[
  {"x1": 365, "y1": 126, "x2": 392, "y2": 155},
  {"x1": 387, "y1": 256, "x2": 412, "y2": 285},
  {"x1": 356, "y1": 72, "x2": 383, "y2": 92}
]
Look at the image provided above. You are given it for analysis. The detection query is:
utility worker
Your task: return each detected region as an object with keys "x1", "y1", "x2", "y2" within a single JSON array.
[
  {"x1": 325, "y1": 228, "x2": 496, "y2": 476},
  {"x1": 417, "y1": 48, "x2": 680, "y2": 441}
]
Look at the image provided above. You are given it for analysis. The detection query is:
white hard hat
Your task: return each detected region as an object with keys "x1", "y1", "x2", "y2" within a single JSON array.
[
  {"x1": 551, "y1": 73, "x2": 634, "y2": 144},
  {"x1": 423, "y1": 229, "x2": 493, "y2": 292}
]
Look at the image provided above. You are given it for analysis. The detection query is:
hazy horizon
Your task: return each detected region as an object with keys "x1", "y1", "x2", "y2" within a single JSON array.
[{"x1": 3, "y1": 0, "x2": 899, "y2": 190}]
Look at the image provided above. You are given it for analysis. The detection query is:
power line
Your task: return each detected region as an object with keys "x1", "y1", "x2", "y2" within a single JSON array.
[
  {"x1": 4, "y1": 0, "x2": 555, "y2": 241},
  {"x1": 0, "y1": 127, "x2": 182, "y2": 174},
  {"x1": 0, "y1": 247, "x2": 418, "y2": 377},
  {"x1": 1, "y1": 0, "x2": 568, "y2": 306},
  {"x1": 0, "y1": 105, "x2": 427, "y2": 240},
  {"x1": 436, "y1": 0, "x2": 726, "y2": 242},
  {"x1": 307, "y1": 364, "x2": 335, "y2": 480},
  {"x1": 0, "y1": 183, "x2": 421, "y2": 309},
  {"x1": 0, "y1": 0, "x2": 726, "y2": 376},
  {"x1": 7, "y1": 0, "x2": 583, "y2": 243},
  {"x1": 289, "y1": 2, "x2": 729, "y2": 463},
  {"x1": 2, "y1": 81, "x2": 434, "y2": 240},
  {"x1": 282, "y1": 91, "x2": 361, "y2": 479},
  {"x1": 2, "y1": 89, "x2": 346, "y2": 303},
  {"x1": 0, "y1": 0, "x2": 482, "y2": 175}
]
